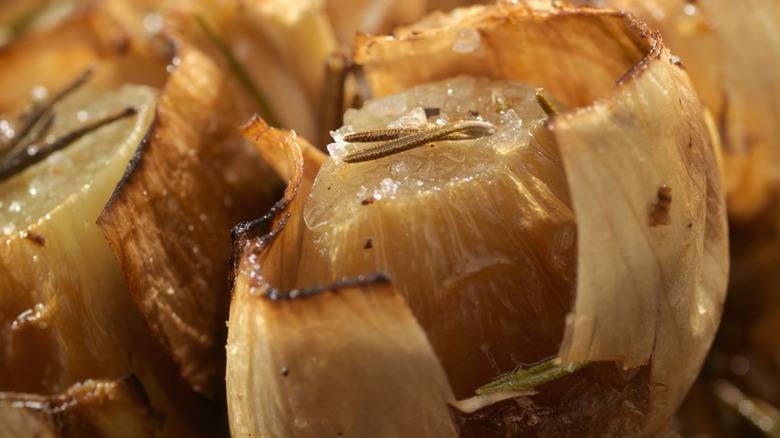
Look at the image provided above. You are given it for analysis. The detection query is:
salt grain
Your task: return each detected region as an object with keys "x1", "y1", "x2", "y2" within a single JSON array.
[
  {"x1": 452, "y1": 27, "x2": 481, "y2": 53},
  {"x1": 327, "y1": 142, "x2": 348, "y2": 162},
  {"x1": 380, "y1": 178, "x2": 398, "y2": 195}
]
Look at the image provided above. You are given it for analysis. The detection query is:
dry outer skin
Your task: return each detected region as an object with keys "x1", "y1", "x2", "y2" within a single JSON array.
[
  {"x1": 227, "y1": 118, "x2": 459, "y2": 436},
  {"x1": 355, "y1": 1, "x2": 728, "y2": 434},
  {"x1": 97, "y1": 36, "x2": 280, "y2": 397}
]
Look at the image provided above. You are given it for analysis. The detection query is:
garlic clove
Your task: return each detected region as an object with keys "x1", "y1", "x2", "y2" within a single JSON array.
[
  {"x1": 0, "y1": 9, "x2": 232, "y2": 436},
  {"x1": 343, "y1": 2, "x2": 727, "y2": 434},
  {"x1": 227, "y1": 275, "x2": 459, "y2": 437},
  {"x1": 228, "y1": 118, "x2": 458, "y2": 436},
  {"x1": 97, "y1": 35, "x2": 281, "y2": 398},
  {"x1": 301, "y1": 76, "x2": 576, "y2": 399}
]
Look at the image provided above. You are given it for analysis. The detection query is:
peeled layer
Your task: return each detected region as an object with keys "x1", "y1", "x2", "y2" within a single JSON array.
[
  {"x1": 299, "y1": 76, "x2": 576, "y2": 397},
  {"x1": 226, "y1": 2, "x2": 727, "y2": 435},
  {"x1": 227, "y1": 274, "x2": 458, "y2": 437},
  {"x1": 97, "y1": 37, "x2": 280, "y2": 397},
  {"x1": 353, "y1": 2, "x2": 728, "y2": 433},
  {"x1": 227, "y1": 118, "x2": 458, "y2": 436},
  {"x1": 0, "y1": 10, "x2": 229, "y2": 436},
  {"x1": 0, "y1": 83, "x2": 157, "y2": 393},
  {"x1": 579, "y1": 0, "x2": 780, "y2": 222}
]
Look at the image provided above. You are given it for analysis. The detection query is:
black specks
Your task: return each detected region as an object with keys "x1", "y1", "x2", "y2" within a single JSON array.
[
  {"x1": 361, "y1": 198, "x2": 375, "y2": 206},
  {"x1": 281, "y1": 367, "x2": 290, "y2": 377},
  {"x1": 469, "y1": 110, "x2": 479, "y2": 117},
  {"x1": 263, "y1": 273, "x2": 391, "y2": 301},
  {"x1": 424, "y1": 107, "x2": 440, "y2": 118},
  {"x1": 23, "y1": 231, "x2": 46, "y2": 247},
  {"x1": 364, "y1": 239, "x2": 373, "y2": 249},
  {"x1": 688, "y1": 222, "x2": 693, "y2": 228},
  {"x1": 650, "y1": 185, "x2": 673, "y2": 227}
]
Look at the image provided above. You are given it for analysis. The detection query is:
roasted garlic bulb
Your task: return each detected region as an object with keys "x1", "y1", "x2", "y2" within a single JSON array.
[
  {"x1": 0, "y1": 5, "x2": 278, "y2": 436},
  {"x1": 227, "y1": 2, "x2": 728, "y2": 435}
]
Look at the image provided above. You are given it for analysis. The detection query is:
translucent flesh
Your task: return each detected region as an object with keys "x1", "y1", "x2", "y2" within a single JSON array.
[
  {"x1": 0, "y1": 85, "x2": 157, "y2": 237},
  {"x1": 298, "y1": 76, "x2": 577, "y2": 397},
  {"x1": 0, "y1": 85, "x2": 156, "y2": 391}
]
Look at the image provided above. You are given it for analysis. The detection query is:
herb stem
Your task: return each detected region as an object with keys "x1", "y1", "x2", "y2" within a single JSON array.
[
  {"x1": 343, "y1": 120, "x2": 495, "y2": 163},
  {"x1": 476, "y1": 357, "x2": 588, "y2": 395},
  {"x1": 0, "y1": 107, "x2": 136, "y2": 181},
  {"x1": 195, "y1": 14, "x2": 282, "y2": 128}
]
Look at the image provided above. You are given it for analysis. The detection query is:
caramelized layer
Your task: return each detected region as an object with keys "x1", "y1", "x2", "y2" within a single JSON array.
[{"x1": 299, "y1": 76, "x2": 576, "y2": 397}]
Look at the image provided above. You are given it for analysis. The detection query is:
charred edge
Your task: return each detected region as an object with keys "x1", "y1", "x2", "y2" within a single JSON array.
[
  {"x1": 650, "y1": 185, "x2": 673, "y2": 227},
  {"x1": 99, "y1": 110, "x2": 158, "y2": 219},
  {"x1": 615, "y1": 25, "x2": 663, "y2": 86},
  {"x1": 99, "y1": 37, "x2": 182, "y2": 218},
  {"x1": 263, "y1": 273, "x2": 392, "y2": 301},
  {"x1": 230, "y1": 213, "x2": 275, "y2": 247},
  {"x1": 229, "y1": 213, "x2": 274, "y2": 289},
  {"x1": 229, "y1": 212, "x2": 290, "y2": 297},
  {"x1": 231, "y1": 177, "x2": 297, "y2": 246},
  {"x1": 23, "y1": 230, "x2": 46, "y2": 247},
  {"x1": 118, "y1": 374, "x2": 154, "y2": 406},
  {"x1": 51, "y1": 375, "x2": 162, "y2": 434}
]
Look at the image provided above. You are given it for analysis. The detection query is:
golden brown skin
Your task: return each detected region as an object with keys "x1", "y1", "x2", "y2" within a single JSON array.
[{"x1": 0, "y1": 377, "x2": 162, "y2": 438}]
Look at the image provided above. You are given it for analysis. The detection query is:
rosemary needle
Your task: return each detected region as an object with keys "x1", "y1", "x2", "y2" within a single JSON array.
[
  {"x1": 0, "y1": 107, "x2": 137, "y2": 181},
  {"x1": 343, "y1": 120, "x2": 495, "y2": 163}
]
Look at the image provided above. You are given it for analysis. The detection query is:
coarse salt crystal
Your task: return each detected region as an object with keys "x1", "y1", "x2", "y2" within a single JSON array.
[
  {"x1": 380, "y1": 178, "x2": 397, "y2": 195},
  {"x1": 388, "y1": 107, "x2": 428, "y2": 129},
  {"x1": 452, "y1": 27, "x2": 481, "y2": 53},
  {"x1": 327, "y1": 142, "x2": 348, "y2": 162}
]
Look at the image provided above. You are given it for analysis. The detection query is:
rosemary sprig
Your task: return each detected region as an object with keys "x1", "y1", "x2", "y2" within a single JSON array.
[
  {"x1": 0, "y1": 66, "x2": 95, "y2": 156},
  {"x1": 535, "y1": 89, "x2": 559, "y2": 117},
  {"x1": 195, "y1": 14, "x2": 282, "y2": 128},
  {"x1": 0, "y1": 107, "x2": 137, "y2": 181},
  {"x1": 343, "y1": 120, "x2": 495, "y2": 163},
  {"x1": 476, "y1": 357, "x2": 589, "y2": 395}
]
